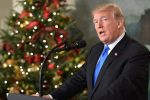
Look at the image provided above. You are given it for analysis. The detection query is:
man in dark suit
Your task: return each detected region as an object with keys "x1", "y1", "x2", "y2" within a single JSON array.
[{"x1": 40, "y1": 3, "x2": 150, "y2": 100}]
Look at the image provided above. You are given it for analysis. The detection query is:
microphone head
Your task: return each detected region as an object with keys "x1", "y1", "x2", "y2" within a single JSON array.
[{"x1": 54, "y1": 40, "x2": 86, "y2": 52}]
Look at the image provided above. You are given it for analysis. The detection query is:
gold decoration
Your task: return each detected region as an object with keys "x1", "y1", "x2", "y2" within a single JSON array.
[
  {"x1": 27, "y1": 64, "x2": 39, "y2": 72},
  {"x1": 27, "y1": 0, "x2": 33, "y2": 4},
  {"x1": 9, "y1": 84, "x2": 20, "y2": 93},
  {"x1": 6, "y1": 59, "x2": 17, "y2": 65},
  {"x1": 53, "y1": 73, "x2": 61, "y2": 84},
  {"x1": 14, "y1": 65, "x2": 24, "y2": 80}
]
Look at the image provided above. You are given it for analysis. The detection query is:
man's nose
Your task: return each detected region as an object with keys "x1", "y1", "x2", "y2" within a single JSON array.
[{"x1": 98, "y1": 21, "x2": 103, "y2": 28}]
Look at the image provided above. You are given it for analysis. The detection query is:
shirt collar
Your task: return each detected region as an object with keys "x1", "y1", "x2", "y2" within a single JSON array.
[{"x1": 106, "y1": 32, "x2": 125, "y2": 54}]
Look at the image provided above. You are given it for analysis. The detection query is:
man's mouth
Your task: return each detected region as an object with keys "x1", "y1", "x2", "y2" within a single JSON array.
[{"x1": 99, "y1": 31, "x2": 105, "y2": 35}]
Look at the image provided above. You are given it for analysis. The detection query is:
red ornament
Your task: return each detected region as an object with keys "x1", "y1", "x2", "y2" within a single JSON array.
[
  {"x1": 34, "y1": 54, "x2": 42, "y2": 63},
  {"x1": 48, "y1": 63, "x2": 55, "y2": 70},
  {"x1": 43, "y1": 4, "x2": 51, "y2": 19},
  {"x1": 31, "y1": 32, "x2": 41, "y2": 43},
  {"x1": 18, "y1": 42, "x2": 24, "y2": 51},
  {"x1": 2, "y1": 42, "x2": 15, "y2": 53},
  {"x1": 55, "y1": 33, "x2": 63, "y2": 44},
  {"x1": 24, "y1": 53, "x2": 34, "y2": 64},
  {"x1": 57, "y1": 69, "x2": 63, "y2": 75},
  {"x1": 34, "y1": 1, "x2": 43, "y2": 8},
  {"x1": 25, "y1": 21, "x2": 45, "y2": 30},
  {"x1": 19, "y1": 10, "x2": 29, "y2": 19},
  {"x1": 52, "y1": 0, "x2": 60, "y2": 8}
]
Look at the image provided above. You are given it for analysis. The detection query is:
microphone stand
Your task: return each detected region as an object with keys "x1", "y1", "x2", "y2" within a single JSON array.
[{"x1": 39, "y1": 41, "x2": 66, "y2": 97}]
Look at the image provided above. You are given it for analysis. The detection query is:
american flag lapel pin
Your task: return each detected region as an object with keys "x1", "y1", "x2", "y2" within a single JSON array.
[{"x1": 114, "y1": 52, "x2": 118, "y2": 56}]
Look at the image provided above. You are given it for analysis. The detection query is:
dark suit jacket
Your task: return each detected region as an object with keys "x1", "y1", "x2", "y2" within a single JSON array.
[{"x1": 51, "y1": 34, "x2": 150, "y2": 100}]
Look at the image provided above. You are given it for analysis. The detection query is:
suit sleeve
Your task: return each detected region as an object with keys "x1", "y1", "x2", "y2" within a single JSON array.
[
  {"x1": 50, "y1": 45, "x2": 97, "y2": 100},
  {"x1": 50, "y1": 63, "x2": 87, "y2": 100},
  {"x1": 97, "y1": 47, "x2": 150, "y2": 100}
]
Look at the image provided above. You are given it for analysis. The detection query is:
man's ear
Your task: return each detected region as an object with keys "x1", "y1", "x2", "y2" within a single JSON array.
[{"x1": 117, "y1": 19, "x2": 124, "y2": 29}]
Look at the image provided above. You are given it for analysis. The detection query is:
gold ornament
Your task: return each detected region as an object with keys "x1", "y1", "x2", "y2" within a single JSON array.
[
  {"x1": 14, "y1": 65, "x2": 24, "y2": 80},
  {"x1": 9, "y1": 84, "x2": 20, "y2": 93},
  {"x1": 27, "y1": 64, "x2": 39, "y2": 72},
  {"x1": 6, "y1": 59, "x2": 17, "y2": 65},
  {"x1": 27, "y1": 0, "x2": 33, "y2": 4}
]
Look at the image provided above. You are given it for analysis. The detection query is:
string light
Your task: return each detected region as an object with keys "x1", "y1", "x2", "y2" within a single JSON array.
[
  {"x1": 28, "y1": 68, "x2": 31, "y2": 72},
  {"x1": 48, "y1": 18, "x2": 52, "y2": 22},
  {"x1": 54, "y1": 85, "x2": 58, "y2": 88},
  {"x1": 59, "y1": 82, "x2": 62, "y2": 85},
  {"x1": 55, "y1": 25, "x2": 59, "y2": 28},
  {"x1": 44, "y1": 80, "x2": 47, "y2": 83},
  {"x1": 43, "y1": 40, "x2": 46, "y2": 43},
  {"x1": 77, "y1": 63, "x2": 83, "y2": 68},
  {"x1": 22, "y1": 71, "x2": 25, "y2": 75},
  {"x1": 32, "y1": 44, "x2": 35, "y2": 47},
  {"x1": 26, "y1": 72, "x2": 29, "y2": 75},
  {"x1": 36, "y1": 67, "x2": 39, "y2": 71},
  {"x1": 20, "y1": 68, "x2": 23, "y2": 72},
  {"x1": 8, "y1": 52, "x2": 11, "y2": 55},
  {"x1": 4, "y1": 81, "x2": 7, "y2": 84},
  {"x1": 53, "y1": 12, "x2": 57, "y2": 15},
  {"x1": 50, "y1": 32, "x2": 53, "y2": 36},
  {"x1": 25, "y1": 21, "x2": 29, "y2": 25},
  {"x1": 30, "y1": 52, "x2": 33, "y2": 55},
  {"x1": 21, "y1": 89, "x2": 24, "y2": 93},
  {"x1": 20, "y1": 66, "x2": 23, "y2": 69},
  {"x1": 29, "y1": 13, "x2": 33, "y2": 17},
  {"x1": 15, "y1": 30, "x2": 19, "y2": 34},
  {"x1": 3, "y1": 63, "x2": 7, "y2": 68},
  {"x1": 42, "y1": 85, "x2": 46, "y2": 88},
  {"x1": 16, "y1": 81, "x2": 19, "y2": 84},
  {"x1": 33, "y1": 29, "x2": 36, "y2": 32},
  {"x1": 65, "y1": 67, "x2": 69, "y2": 71},
  {"x1": 71, "y1": 72, "x2": 74, "y2": 75},
  {"x1": 31, "y1": 6, "x2": 35, "y2": 10},
  {"x1": 6, "y1": 93, "x2": 9, "y2": 97},
  {"x1": 57, "y1": 13, "x2": 60, "y2": 15},
  {"x1": 21, "y1": 40, "x2": 25, "y2": 43},
  {"x1": 34, "y1": 26, "x2": 38, "y2": 30},
  {"x1": 23, "y1": 1, "x2": 27, "y2": 5},
  {"x1": 20, "y1": 59, "x2": 25, "y2": 63},
  {"x1": 20, "y1": 24, "x2": 24, "y2": 28},
  {"x1": 60, "y1": 35, "x2": 63, "y2": 38},
  {"x1": 17, "y1": 44, "x2": 20, "y2": 47},
  {"x1": 74, "y1": 65, "x2": 77, "y2": 68},
  {"x1": 29, "y1": 42, "x2": 32, "y2": 45},
  {"x1": 48, "y1": 60, "x2": 51, "y2": 63},
  {"x1": 54, "y1": 55, "x2": 59, "y2": 59},
  {"x1": 17, "y1": 21, "x2": 21, "y2": 25},
  {"x1": 10, "y1": 32, "x2": 14, "y2": 35},
  {"x1": 38, "y1": 15, "x2": 41, "y2": 18},
  {"x1": 41, "y1": 18, "x2": 44, "y2": 22},
  {"x1": 41, "y1": 54, "x2": 44, "y2": 58},
  {"x1": 56, "y1": 65, "x2": 60, "y2": 68},
  {"x1": 12, "y1": 13, "x2": 16, "y2": 17},
  {"x1": 45, "y1": 45, "x2": 48, "y2": 48},
  {"x1": 28, "y1": 36, "x2": 32, "y2": 39}
]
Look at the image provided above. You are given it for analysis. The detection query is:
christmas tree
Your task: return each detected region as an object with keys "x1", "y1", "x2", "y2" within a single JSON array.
[{"x1": 0, "y1": 0, "x2": 87, "y2": 99}]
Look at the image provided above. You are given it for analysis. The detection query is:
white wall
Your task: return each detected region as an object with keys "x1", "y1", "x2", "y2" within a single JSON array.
[{"x1": 0, "y1": 1, "x2": 12, "y2": 30}]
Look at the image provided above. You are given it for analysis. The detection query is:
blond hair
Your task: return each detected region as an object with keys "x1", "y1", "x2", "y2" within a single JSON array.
[{"x1": 92, "y1": 3, "x2": 125, "y2": 26}]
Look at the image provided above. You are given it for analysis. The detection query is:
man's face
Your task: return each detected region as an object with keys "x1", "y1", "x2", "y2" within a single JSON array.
[{"x1": 93, "y1": 10, "x2": 122, "y2": 44}]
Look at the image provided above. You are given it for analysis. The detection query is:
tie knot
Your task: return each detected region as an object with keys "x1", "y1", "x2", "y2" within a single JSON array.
[
  {"x1": 104, "y1": 45, "x2": 109, "y2": 51},
  {"x1": 102, "y1": 45, "x2": 110, "y2": 56}
]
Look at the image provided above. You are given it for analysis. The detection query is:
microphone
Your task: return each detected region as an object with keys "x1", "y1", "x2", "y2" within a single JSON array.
[
  {"x1": 54, "y1": 40, "x2": 86, "y2": 52},
  {"x1": 39, "y1": 40, "x2": 86, "y2": 96}
]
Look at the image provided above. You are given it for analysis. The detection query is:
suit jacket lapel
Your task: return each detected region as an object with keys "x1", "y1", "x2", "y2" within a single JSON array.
[
  {"x1": 88, "y1": 43, "x2": 104, "y2": 94},
  {"x1": 90, "y1": 34, "x2": 129, "y2": 98}
]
